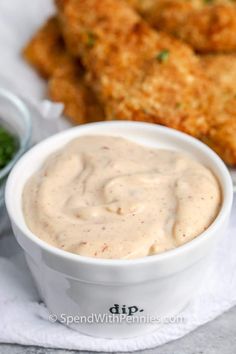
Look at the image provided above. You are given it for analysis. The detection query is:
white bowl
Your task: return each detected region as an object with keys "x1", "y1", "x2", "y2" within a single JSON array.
[
  {"x1": 5, "y1": 121, "x2": 233, "y2": 338},
  {"x1": 0, "y1": 88, "x2": 32, "y2": 208}
]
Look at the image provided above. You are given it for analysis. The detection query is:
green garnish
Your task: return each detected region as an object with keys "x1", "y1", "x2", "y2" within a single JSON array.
[
  {"x1": 175, "y1": 102, "x2": 182, "y2": 109},
  {"x1": 156, "y1": 49, "x2": 170, "y2": 63},
  {"x1": 0, "y1": 126, "x2": 17, "y2": 169},
  {"x1": 86, "y1": 31, "x2": 96, "y2": 48}
]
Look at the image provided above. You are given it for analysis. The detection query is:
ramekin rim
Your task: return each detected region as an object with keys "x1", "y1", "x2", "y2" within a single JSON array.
[{"x1": 5, "y1": 121, "x2": 233, "y2": 267}]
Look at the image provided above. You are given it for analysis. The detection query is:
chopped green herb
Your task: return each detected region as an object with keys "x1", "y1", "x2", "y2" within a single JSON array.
[
  {"x1": 86, "y1": 31, "x2": 96, "y2": 48},
  {"x1": 175, "y1": 102, "x2": 182, "y2": 109},
  {"x1": 156, "y1": 49, "x2": 170, "y2": 63},
  {"x1": 0, "y1": 126, "x2": 17, "y2": 169}
]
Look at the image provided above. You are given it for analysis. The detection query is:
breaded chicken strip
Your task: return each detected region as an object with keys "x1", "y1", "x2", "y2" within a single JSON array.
[
  {"x1": 23, "y1": 17, "x2": 104, "y2": 123},
  {"x1": 56, "y1": 0, "x2": 215, "y2": 138},
  {"x1": 201, "y1": 54, "x2": 236, "y2": 97},
  {"x1": 203, "y1": 119, "x2": 236, "y2": 166},
  {"x1": 23, "y1": 17, "x2": 71, "y2": 78},
  {"x1": 128, "y1": 0, "x2": 236, "y2": 53},
  {"x1": 48, "y1": 61, "x2": 105, "y2": 124},
  {"x1": 24, "y1": 3, "x2": 236, "y2": 164},
  {"x1": 200, "y1": 54, "x2": 236, "y2": 165}
]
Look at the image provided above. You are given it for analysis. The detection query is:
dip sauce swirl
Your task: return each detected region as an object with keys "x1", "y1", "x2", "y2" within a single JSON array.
[{"x1": 23, "y1": 136, "x2": 221, "y2": 259}]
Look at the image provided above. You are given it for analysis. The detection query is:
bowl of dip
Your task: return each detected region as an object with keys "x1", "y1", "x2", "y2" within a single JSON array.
[
  {"x1": 5, "y1": 121, "x2": 233, "y2": 338},
  {"x1": 0, "y1": 88, "x2": 32, "y2": 208}
]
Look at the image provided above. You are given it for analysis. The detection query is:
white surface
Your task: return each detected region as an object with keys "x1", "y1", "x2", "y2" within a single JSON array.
[
  {"x1": 0, "y1": 0, "x2": 236, "y2": 352},
  {"x1": 5, "y1": 122, "x2": 233, "y2": 340},
  {"x1": 0, "y1": 0, "x2": 54, "y2": 100}
]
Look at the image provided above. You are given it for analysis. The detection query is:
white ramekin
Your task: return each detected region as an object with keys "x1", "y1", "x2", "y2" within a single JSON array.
[
  {"x1": 5, "y1": 121, "x2": 233, "y2": 338},
  {"x1": 0, "y1": 88, "x2": 32, "y2": 208}
]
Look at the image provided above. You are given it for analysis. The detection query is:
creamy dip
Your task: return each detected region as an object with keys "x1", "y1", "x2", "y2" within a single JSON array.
[{"x1": 23, "y1": 136, "x2": 221, "y2": 259}]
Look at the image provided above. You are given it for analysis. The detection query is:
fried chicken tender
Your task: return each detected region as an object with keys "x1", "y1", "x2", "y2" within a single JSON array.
[
  {"x1": 200, "y1": 54, "x2": 236, "y2": 165},
  {"x1": 203, "y1": 120, "x2": 236, "y2": 166},
  {"x1": 48, "y1": 61, "x2": 105, "y2": 124},
  {"x1": 23, "y1": 17, "x2": 71, "y2": 78},
  {"x1": 127, "y1": 0, "x2": 236, "y2": 53},
  {"x1": 201, "y1": 54, "x2": 236, "y2": 97},
  {"x1": 24, "y1": 2, "x2": 236, "y2": 165},
  {"x1": 56, "y1": 0, "x2": 215, "y2": 138},
  {"x1": 23, "y1": 17, "x2": 104, "y2": 124}
]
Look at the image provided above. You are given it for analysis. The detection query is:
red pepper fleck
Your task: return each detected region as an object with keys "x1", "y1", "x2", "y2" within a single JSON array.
[{"x1": 101, "y1": 244, "x2": 108, "y2": 252}]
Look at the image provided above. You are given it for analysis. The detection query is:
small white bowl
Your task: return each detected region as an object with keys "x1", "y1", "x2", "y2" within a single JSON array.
[
  {"x1": 5, "y1": 121, "x2": 233, "y2": 338},
  {"x1": 0, "y1": 88, "x2": 32, "y2": 208}
]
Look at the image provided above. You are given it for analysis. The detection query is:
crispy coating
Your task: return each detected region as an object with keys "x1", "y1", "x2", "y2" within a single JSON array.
[
  {"x1": 23, "y1": 17, "x2": 71, "y2": 78},
  {"x1": 24, "y1": 2, "x2": 236, "y2": 165},
  {"x1": 201, "y1": 54, "x2": 236, "y2": 96},
  {"x1": 202, "y1": 120, "x2": 236, "y2": 166},
  {"x1": 23, "y1": 17, "x2": 104, "y2": 124},
  {"x1": 56, "y1": 0, "x2": 216, "y2": 138},
  {"x1": 200, "y1": 54, "x2": 236, "y2": 165},
  {"x1": 201, "y1": 54, "x2": 236, "y2": 120},
  {"x1": 128, "y1": 0, "x2": 236, "y2": 53},
  {"x1": 48, "y1": 61, "x2": 105, "y2": 124}
]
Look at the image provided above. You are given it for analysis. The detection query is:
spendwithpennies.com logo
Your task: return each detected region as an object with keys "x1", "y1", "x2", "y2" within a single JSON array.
[{"x1": 48, "y1": 313, "x2": 185, "y2": 325}]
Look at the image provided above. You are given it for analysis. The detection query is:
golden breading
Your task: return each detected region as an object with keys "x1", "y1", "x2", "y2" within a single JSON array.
[
  {"x1": 127, "y1": 0, "x2": 236, "y2": 53},
  {"x1": 23, "y1": 16, "x2": 105, "y2": 124},
  {"x1": 48, "y1": 62, "x2": 105, "y2": 124},
  {"x1": 200, "y1": 54, "x2": 236, "y2": 165},
  {"x1": 201, "y1": 54, "x2": 236, "y2": 127},
  {"x1": 56, "y1": 0, "x2": 215, "y2": 138},
  {"x1": 201, "y1": 54, "x2": 236, "y2": 96},
  {"x1": 24, "y1": 3, "x2": 236, "y2": 165},
  {"x1": 23, "y1": 17, "x2": 71, "y2": 78},
  {"x1": 202, "y1": 120, "x2": 236, "y2": 166}
]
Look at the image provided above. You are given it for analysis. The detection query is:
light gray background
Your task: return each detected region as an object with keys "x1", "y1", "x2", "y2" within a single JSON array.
[{"x1": 0, "y1": 306, "x2": 235, "y2": 354}]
